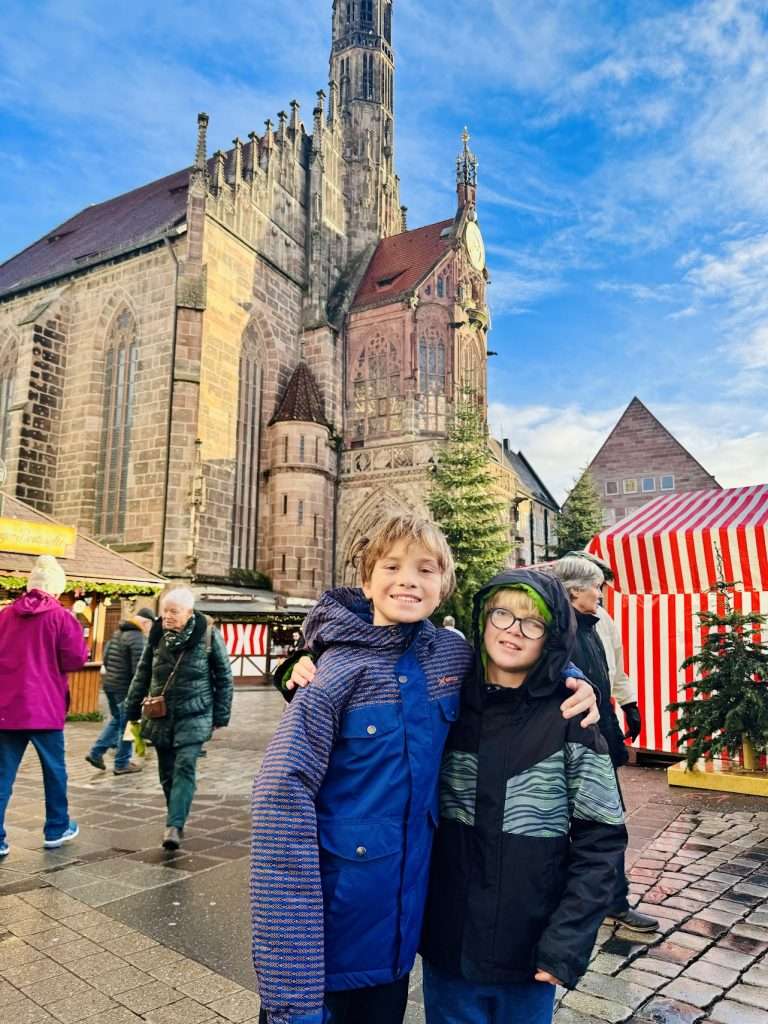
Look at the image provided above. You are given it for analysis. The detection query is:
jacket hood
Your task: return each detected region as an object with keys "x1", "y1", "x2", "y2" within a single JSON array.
[
  {"x1": 301, "y1": 587, "x2": 436, "y2": 654},
  {"x1": 469, "y1": 568, "x2": 577, "y2": 703},
  {"x1": 12, "y1": 589, "x2": 63, "y2": 617}
]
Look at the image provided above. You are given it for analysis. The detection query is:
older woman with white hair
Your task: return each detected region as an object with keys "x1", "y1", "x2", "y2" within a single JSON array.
[
  {"x1": 124, "y1": 586, "x2": 233, "y2": 849},
  {"x1": 548, "y1": 554, "x2": 657, "y2": 934}
]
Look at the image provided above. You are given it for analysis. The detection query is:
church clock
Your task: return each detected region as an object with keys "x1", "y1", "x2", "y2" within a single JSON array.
[{"x1": 464, "y1": 220, "x2": 485, "y2": 271}]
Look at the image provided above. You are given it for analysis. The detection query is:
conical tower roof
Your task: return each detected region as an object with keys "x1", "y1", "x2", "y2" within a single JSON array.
[{"x1": 269, "y1": 362, "x2": 329, "y2": 427}]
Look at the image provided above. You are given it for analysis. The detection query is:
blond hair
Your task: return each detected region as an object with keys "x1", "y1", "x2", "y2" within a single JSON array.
[
  {"x1": 486, "y1": 588, "x2": 541, "y2": 619},
  {"x1": 351, "y1": 514, "x2": 456, "y2": 601}
]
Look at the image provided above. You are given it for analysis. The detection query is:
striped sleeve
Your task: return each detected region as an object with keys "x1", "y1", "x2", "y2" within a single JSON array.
[
  {"x1": 535, "y1": 720, "x2": 627, "y2": 989},
  {"x1": 250, "y1": 680, "x2": 340, "y2": 1024}
]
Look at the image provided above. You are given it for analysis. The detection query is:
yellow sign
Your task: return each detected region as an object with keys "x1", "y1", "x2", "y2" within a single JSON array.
[{"x1": 0, "y1": 517, "x2": 77, "y2": 558}]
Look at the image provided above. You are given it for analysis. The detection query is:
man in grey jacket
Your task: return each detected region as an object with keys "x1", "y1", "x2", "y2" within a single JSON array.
[{"x1": 85, "y1": 608, "x2": 155, "y2": 775}]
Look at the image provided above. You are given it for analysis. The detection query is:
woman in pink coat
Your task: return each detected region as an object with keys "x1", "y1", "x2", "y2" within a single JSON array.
[{"x1": 0, "y1": 556, "x2": 89, "y2": 856}]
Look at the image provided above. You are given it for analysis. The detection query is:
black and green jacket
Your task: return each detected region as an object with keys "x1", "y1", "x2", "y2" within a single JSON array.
[
  {"x1": 123, "y1": 612, "x2": 233, "y2": 747},
  {"x1": 420, "y1": 569, "x2": 627, "y2": 990}
]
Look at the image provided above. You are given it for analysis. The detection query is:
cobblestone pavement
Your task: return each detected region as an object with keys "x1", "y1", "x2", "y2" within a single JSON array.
[{"x1": 1, "y1": 691, "x2": 768, "y2": 1024}]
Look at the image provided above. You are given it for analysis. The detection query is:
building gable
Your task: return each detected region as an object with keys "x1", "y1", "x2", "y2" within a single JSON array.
[{"x1": 581, "y1": 396, "x2": 720, "y2": 524}]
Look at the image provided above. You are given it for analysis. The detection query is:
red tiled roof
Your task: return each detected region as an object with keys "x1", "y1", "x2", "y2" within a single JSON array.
[
  {"x1": 269, "y1": 363, "x2": 328, "y2": 426},
  {"x1": 0, "y1": 495, "x2": 166, "y2": 589},
  {"x1": 352, "y1": 219, "x2": 455, "y2": 309},
  {"x1": 0, "y1": 167, "x2": 192, "y2": 298}
]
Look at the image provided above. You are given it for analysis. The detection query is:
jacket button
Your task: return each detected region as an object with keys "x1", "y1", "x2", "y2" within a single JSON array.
[
  {"x1": 366, "y1": 725, "x2": 377, "y2": 735},
  {"x1": 355, "y1": 846, "x2": 366, "y2": 857},
  {"x1": 398, "y1": 674, "x2": 408, "y2": 684}
]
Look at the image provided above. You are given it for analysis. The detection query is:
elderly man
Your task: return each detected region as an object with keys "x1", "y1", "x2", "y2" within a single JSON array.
[{"x1": 124, "y1": 586, "x2": 233, "y2": 849}]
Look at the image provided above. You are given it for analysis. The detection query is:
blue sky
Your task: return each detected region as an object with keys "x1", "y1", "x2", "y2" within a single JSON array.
[{"x1": 2, "y1": 0, "x2": 767, "y2": 500}]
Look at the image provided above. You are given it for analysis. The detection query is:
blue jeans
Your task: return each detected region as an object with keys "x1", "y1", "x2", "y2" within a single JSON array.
[
  {"x1": 89, "y1": 691, "x2": 132, "y2": 768},
  {"x1": 0, "y1": 730, "x2": 70, "y2": 843},
  {"x1": 423, "y1": 961, "x2": 555, "y2": 1024}
]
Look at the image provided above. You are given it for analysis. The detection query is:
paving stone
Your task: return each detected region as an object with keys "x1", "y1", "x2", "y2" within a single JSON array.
[
  {"x1": 114, "y1": 981, "x2": 181, "y2": 1013},
  {"x1": 144, "y1": 997, "x2": 222, "y2": 1024},
  {"x1": 718, "y1": 932, "x2": 768, "y2": 958},
  {"x1": 742, "y1": 962, "x2": 768, "y2": 988},
  {"x1": 24, "y1": 926, "x2": 81, "y2": 951},
  {"x1": 661, "y1": 977, "x2": 722, "y2": 1009},
  {"x1": 175, "y1": 973, "x2": 242, "y2": 1002},
  {"x1": 44, "y1": 938, "x2": 103, "y2": 964},
  {"x1": 0, "y1": 937, "x2": 45, "y2": 968},
  {"x1": 709, "y1": 899, "x2": 749, "y2": 916},
  {"x1": 640, "y1": 903, "x2": 689, "y2": 922},
  {"x1": 100, "y1": 932, "x2": 158, "y2": 956},
  {"x1": 683, "y1": 960, "x2": 739, "y2": 989},
  {"x1": 697, "y1": 908, "x2": 742, "y2": 928},
  {"x1": 148, "y1": 958, "x2": 212, "y2": 985},
  {"x1": 76, "y1": 1010, "x2": 144, "y2": 1024},
  {"x1": 632, "y1": 955, "x2": 685, "y2": 979},
  {"x1": 554, "y1": 1009, "x2": 603, "y2": 1024},
  {"x1": 123, "y1": 945, "x2": 185, "y2": 971},
  {"x1": 702, "y1": 945, "x2": 754, "y2": 970},
  {"x1": 680, "y1": 918, "x2": 727, "y2": 940},
  {"x1": 708, "y1": 997, "x2": 768, "y2": 1024},
  {"x1": 633, "y1": 996, "x2": 706, "y2": 1023},
  {"x1": 90, "y1": 966, "x2": 153, "y2": 996},
  {"x1": 2, "y1": 956, "x2": 66, "y2": 987},
  {"x1": 616, "y1": 967, "x2": 666, "y2": 991},
  {"x1": 205, "y1": 991, "x2": 263, "y2": 1023},
  {"x1": 18, "y1": 893, "x2": 88, "y2": 921},
  {"x1": 733, "y1": 882, "x2": 768, "y2": 898},
  {"x1": 21, "y1": 972, "x2": 92, "y2": 1006},
  {"x1": 8, "y1": 913, "x2": 59, "y2": 937},
  {"x1": 0, "y1": 977, "x2": 27, "y2": 1006},
  {"x1": 732, "y1": 921, "x2": 768, "y2": 943},
  {"x1": 0, "y1": 997, "x2": 56, "y2": 1023},
  {"x1": 46, "y1": 988, "x2": 116, "y2": 1023},
  {"x1": 666, "y1": 931, "x2": 712, "y2": 952},
  {"x1": 664, "y1": 897, "x2": 710, "y2": 914},
  {"x1": 648, "y1": 940, "x2": 699, "y2": 966},
  {"x1": 588, "y1": 953, "x2": 627, "y2": 975},
  {"x1": 725, "y1": 982, "x2": 768, "y2": 1011},
  {"x1": 578, "y1": 972, "x2": 654, "y2": 1009},
  {"x1": 66, "y1": 950, "x2": 125, "y2": 979}
]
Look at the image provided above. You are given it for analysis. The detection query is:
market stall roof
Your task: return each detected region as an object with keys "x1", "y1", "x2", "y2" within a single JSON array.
[
  {"x1": 588, "y1": 483, "x2": 768, "y2": 596},
  {"x1": 0, "y1": 494, "x2": 166, "y2": 594}
]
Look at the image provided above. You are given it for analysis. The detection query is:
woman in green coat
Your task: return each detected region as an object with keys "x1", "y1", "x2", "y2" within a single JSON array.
[{"x1": 124, "y1": 587, "x2": 233, "y2": 849}]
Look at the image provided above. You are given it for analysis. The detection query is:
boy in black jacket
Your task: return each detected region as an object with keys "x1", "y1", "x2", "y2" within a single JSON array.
[{"x1": 420, "y1": 569, "x2": 627, "y2": 1024}]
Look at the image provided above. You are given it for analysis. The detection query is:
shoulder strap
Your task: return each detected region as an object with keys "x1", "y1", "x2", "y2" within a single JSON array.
[{"x1": 159, "y1": 648, "x2": 188, "y2": 696}]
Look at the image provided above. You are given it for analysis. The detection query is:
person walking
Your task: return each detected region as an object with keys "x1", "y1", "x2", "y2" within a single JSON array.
[
  {"x1": 85, "y1": 608, "x2": 155, "y2": 775},
  {"x1": 442, "y1": 614, "x2": 466, "y2": 640},
  {"x1": 123, "y1": 587, "x2": 233, "y2": 850},
  {"x1": 0, "y1": 555, "x2": 89, "y2": 856},
  {"x1": 549, "y1": 555, "x2": 658, "y2": 933}
]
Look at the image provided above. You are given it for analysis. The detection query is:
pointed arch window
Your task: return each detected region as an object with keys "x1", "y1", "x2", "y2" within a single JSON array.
[
  {"x1": 384, "y1": 1, "x2": 392, "y2": 42},
  {"x1": 351, "y1": 333, "x2": 402, "y2": 438},
  {"x1": 362, "y1": 53, "x2": 375, "y2": 99},
  {"x1": 0, "y1": 343, "x2": 15, "y2": 462},
  {"x1": 95, "y1": 309, "x2": 137, "y2": 537},
  {"x1": 419, "y1": 335, "x2": 446, "y2": 394},
  {"x1": 361, "y1": 0, "x2": 373, "y2": 26},
  {"x1": 232, "y1": 325, "x2": 263, "y2": 570}
]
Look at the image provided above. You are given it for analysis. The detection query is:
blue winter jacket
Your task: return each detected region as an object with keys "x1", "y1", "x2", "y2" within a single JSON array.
[{"x1": 250, "y1": 589, "x2": 473, "y2": 1024}]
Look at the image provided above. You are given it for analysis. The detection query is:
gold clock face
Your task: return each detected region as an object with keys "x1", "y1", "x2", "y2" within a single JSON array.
[{"x1": 465, "y1": 221, "x2": 485, "y2": 271}]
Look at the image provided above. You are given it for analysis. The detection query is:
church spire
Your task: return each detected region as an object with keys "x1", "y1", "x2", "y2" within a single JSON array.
[
  {"x1": 456, "y1": 126, "x2": 478, "y2": 211},
  {"x1": 329, "y1": 1, "x2": 400, "y2": 253}
]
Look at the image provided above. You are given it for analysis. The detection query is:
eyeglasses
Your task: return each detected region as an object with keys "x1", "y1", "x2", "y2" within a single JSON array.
[{"x1": 487, "y1": 607, "x2": 548, "y2": 640}]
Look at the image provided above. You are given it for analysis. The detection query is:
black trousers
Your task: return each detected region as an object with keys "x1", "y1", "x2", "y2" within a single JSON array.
[
  {"x1": 258, "y1": 975, "x2": 409, "y2": 1024},
  {"x1": 609, "y1": 766, "x2": 630, "y2": 914}
]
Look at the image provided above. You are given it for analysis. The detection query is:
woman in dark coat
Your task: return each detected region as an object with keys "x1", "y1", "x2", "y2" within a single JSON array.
[
  {"x1": 549, "y1": 555, "x2": 657, "y2": 933},
  {"x1": 124, "y1": 586, "x2": 233, "y2": 849}
]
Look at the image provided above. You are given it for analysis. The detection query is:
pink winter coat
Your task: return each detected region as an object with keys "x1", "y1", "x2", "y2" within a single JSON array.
[{"x1": 0, "y1": 590, "x2": 89, "y2": 730}]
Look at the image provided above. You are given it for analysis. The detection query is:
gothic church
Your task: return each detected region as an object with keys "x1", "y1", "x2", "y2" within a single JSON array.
[{"x1": 0, "y1": 1, "x2": 501, "y2": 599}]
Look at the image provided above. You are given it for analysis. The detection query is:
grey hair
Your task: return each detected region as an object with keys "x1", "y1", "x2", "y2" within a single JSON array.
[
  {"x1": 160, "y1": 585, "x2": 196, "y2": 610},
  {"x1": 548, "y1": 555, "x2": 604, "y2": 594}
]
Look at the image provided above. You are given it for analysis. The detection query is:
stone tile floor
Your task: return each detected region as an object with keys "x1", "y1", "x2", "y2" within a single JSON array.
[{"x1": 1, "y1": 691, "x2": 768, "y2": 1023}]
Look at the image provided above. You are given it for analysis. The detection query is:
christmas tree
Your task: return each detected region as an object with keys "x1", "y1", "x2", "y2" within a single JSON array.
[
  {"x1": 556, "y1": 469, "x2": 604, "y2": 555},
  {"x1": 428, "y1": 394, "x2": 511, "y2": 634},
  {"x1": 667, "y1": 578, "x2": 768, "y2": 770}
]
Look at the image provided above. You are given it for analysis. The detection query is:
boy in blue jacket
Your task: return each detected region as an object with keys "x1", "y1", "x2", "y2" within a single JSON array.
[{"x1": 251, "y1": 516, "x2": 597, "y2": 1024}]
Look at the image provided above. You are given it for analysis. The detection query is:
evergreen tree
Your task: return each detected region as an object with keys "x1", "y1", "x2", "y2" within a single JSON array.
[
  {"x1": 556, "y1": 469, "x2": 604, "y2": 555},
  {"x1": 667, "y1": 579, "x2": 768, "y2": 769},
  {"x1": 428, "y1": 395, "x2": 511, "y2": 634}
]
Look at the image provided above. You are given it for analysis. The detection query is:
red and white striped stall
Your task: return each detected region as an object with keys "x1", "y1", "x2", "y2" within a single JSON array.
[{"x1": 588, "y1": 484, "x2": 768, "y2": 755}]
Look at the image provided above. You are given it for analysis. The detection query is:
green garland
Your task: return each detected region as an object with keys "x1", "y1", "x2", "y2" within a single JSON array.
[{"x1": 0, "y1": 575, "x2": 162, "y2": 597}]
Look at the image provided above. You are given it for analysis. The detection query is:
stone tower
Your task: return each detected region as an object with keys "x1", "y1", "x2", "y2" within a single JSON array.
[
  {"x1": 330, "y1": 0, "x2": 403, "y2": 255},
  {"x1": 266, "y1": 364, "x2": 336, "y2": 598}
]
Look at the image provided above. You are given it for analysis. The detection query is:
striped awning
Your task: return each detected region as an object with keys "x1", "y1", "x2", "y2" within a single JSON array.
[{"x1": 589, "y1": 484, "x2": 768, "y2": 595}]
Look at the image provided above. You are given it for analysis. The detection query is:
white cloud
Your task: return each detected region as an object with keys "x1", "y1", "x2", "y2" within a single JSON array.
[{"x1": 488, "y1": 397, "x2": 768, "y2": 504}]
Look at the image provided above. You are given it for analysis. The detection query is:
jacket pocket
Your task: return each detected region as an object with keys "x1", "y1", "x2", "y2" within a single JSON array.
[
  {"x1": 318, "y1": 818, "x2": 403, "y2": 974},
  {"x1": 338, "y1": 703, "x2": 400, "y2": 739}
]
